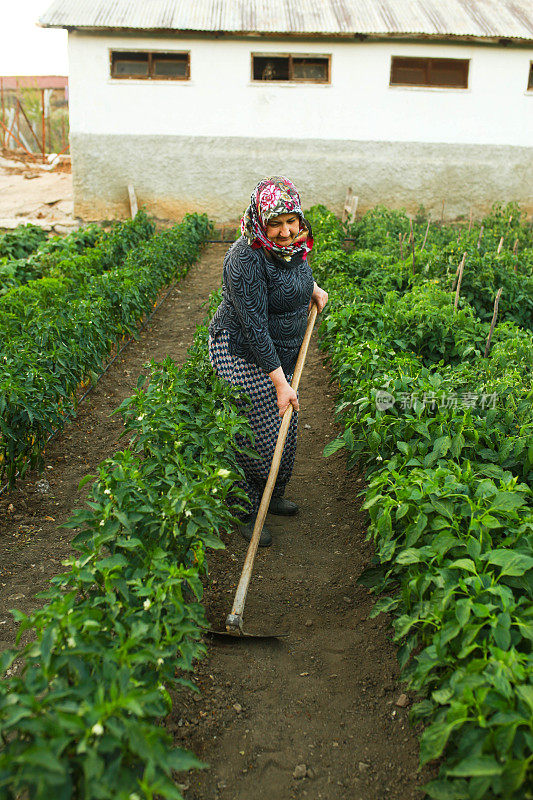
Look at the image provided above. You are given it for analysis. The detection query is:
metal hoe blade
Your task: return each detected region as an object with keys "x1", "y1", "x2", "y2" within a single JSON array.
[{"x1": 205, "y1": 612, "x2": 289, "y2": 640}]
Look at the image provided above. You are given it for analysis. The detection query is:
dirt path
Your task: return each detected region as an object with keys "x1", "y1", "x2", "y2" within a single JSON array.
[
  {"x1": 173, "y1": 336, "x2": 432, "y2": 800},
  {"x1": 0, "y1": 244, "x2": 431, "y2": 798}
]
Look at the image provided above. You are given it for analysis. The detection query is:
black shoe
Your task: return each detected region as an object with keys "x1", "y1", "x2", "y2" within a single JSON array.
[
  {"x1": 239, "y1": 515, "x2": 272, "y2": 547},
  {"x1": 268, "y1": 497, "x2": 299, "y2": 516}
]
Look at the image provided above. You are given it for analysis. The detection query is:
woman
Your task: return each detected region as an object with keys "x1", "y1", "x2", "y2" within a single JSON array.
[{"x1": 208, "y1": 176, "x2": 328, "y2": 547}]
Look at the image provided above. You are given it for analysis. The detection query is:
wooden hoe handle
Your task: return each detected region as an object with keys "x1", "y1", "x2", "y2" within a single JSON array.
[{"x1": 226, "y1": 303, "x2": 319, "y2": 634}]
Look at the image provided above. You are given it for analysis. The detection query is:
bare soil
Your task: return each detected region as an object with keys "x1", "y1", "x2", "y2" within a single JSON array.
[
  {"x1": 0, "y1": 150, "x2": 74, "y2": 230},
  {"x1": 0, "y1": 244, "x2": 433, "y2": 798}
]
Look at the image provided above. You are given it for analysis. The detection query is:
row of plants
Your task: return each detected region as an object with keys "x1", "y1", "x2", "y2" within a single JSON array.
[
  {"x1": 347, "y1": 201, "x2": 533, "y2": 258},
  {"x1": 0, "y1": 215, "x2": 153, "y2": 295},
  {"x1": 333, "y1": 202, "x2": 533, "y2": 332},
  {"x1": 0, "y1": 317, "x2": 252, "y2": 799},
  {"x1": 0, "y1": 223, "x2": 48, "y2": 260},
  {"x1": 307, "y1": 204, "x2": 533, "y2": 799},
  {"x1": 0, "y1": 211, "x2": 212, "y2": 485}
]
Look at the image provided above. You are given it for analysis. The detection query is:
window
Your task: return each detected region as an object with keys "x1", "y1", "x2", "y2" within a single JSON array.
[
  {"x1": 390, "y1": 56, "x2": 469, "y2": 89},
  {"x1": 528, "y1": 62, "x2": 533, "y2": 90},
  {"x1": 252, "y1": 54, "x2": 330, "y2": 83},
  {"x1": 110, "y1": 51, "x2": 190, "y2": 80}
]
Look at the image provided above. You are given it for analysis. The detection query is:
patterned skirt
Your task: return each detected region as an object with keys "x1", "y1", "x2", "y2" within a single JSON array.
[{"x1": 208, "y1": 330, "x2": 298, "y2": 518}]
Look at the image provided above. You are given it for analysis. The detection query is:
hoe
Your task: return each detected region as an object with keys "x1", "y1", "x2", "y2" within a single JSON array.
[{"x1": 209, "y1": 303, "x2": 318, "y2": 639}]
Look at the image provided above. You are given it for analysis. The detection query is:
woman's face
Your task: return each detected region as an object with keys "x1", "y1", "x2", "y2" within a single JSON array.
[{"x1": 265, "y1": 212, "x2": 300, "y2": 247}]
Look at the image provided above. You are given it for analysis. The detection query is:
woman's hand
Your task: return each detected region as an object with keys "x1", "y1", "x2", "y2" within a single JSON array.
[
  {"x1": 269, "y1": 367, "x2": 299, "y2": 417},
  {"x1": 276, "y1": 382, "x2": 299, "y2": 417},
  {"x1": 310, "y1": 282, "x2": 328, "y2": 313}
]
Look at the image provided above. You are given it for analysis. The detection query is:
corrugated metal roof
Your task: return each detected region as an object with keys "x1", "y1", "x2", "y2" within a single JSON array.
[
  {"x1": 39, "y1": 0, "x2": 533, "y2": 43},
  {"x1": 0, "y1": 76, "x2": 68, "y2": 90}
]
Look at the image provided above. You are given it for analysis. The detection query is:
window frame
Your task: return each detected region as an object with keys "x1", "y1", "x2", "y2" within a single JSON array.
[
  {"x1": 110, "y1": 49, "x2": 191, "y2": 81},
  {"x1": 251, "y1": 53, "x2": 331, "y2": 84},
  {"x1": 527, "y1": 61, "x2": 533, "y2": 91},
  {"x1": 389, "y1": 56, "x2": 470, "y2": 89}
]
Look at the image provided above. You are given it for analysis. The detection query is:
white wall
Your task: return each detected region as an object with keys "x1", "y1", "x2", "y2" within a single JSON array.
[{"x1": 68, "y1": 32, "x2": 533, "y2": 146}]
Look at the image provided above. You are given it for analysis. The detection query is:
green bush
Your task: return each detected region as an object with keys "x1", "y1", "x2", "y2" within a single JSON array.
[
  {"x1": 310, "y1": 202, "x2": 533, "y2": 799},
  {"x1": 0, "y1": 213, "x2": 212, "y2": 484},
  {"x1": 0, "y1": 331, "x2": 251, "y2": 799}
]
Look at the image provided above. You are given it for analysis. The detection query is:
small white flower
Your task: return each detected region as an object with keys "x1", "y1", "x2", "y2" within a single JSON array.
[
  {"x1": 158, "y1": 683, "x2": 165, "y2": 692},
  {"x1": 67, "y1": 637, "x2": 76, "y2": 648},
  {"x1": 103, "y1": 489, "x2": 111, "y2": 496},
  {"x1": 216, "y1": 468, "x2": 231, "y2": 479},
  {"x1": 91, "y1": 722, "x2": 104, "y2": 736},
  {"x1": 137, "y1": 414, "x2": 145, "y2": 421},
  {"x1": 212, "y1": 488, "x2": 217, "y2": 494},
  {"x1": 143, "y1": 599, "x2": 151, "y2": 611},
  {"x1": 185, "y1": 510, "x2": 192, "y2": 518},
  {"x1": 129, "y1": 795, "x2": 141, "y2": 800},
  {"x1": 157, "y1": 658, "x2": 164, "y2": 666},
  {"x1": 99, "y1": 520, "x2": 105, "y2": 527}
]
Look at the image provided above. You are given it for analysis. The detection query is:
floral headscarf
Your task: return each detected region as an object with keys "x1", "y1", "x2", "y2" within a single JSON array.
[{"x1": 241, "y1": 176, "x2": 313, "y2": 262}]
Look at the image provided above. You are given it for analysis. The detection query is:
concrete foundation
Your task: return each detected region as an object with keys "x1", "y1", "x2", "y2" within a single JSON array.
[{"x1": 71, "y1": 134, "x2": 533, "y2": 222}]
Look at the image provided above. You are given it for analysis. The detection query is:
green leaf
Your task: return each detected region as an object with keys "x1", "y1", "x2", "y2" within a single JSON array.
[
  {"x1": 396, "y1": 502, "x2": 410, "y2": 520},
  {"x1": 323, "y1": 437, "x2": 345, "y2": 457},
  {"x1": 484, "y1": 550, "x2": 533, "y2": 577},
  {"x1": 490, "y1": 491, "x2": 527, "y2": 512},
  {"x1": 200, "y1": 532, "x2": 225, "y2": 550},
  {"x1": 449, "y1": 559, "x2": 478, "y2": 574},
  {"x1": 167, "y1": 747, "x2": 208, "y2": 772},
  {"x1": 40, "y1": 624, "x2": 57, "y2": 670},
  {"x1": 96, "y1": 554, "x2": 128, "y2": 570},
  {"x1": 446, "y1": 755, "x2": 503, "y2": 778},
  {"x1": 396, "y1": 548, "x2": 426, "y2": 565},
  {"x1": 78, "y1": 473, "x2": 97, "y2": 489},
  {"x1": 516, "y1": 684, "x2": 533, "y2": 714},
  {"x1": 424, "y1": 779, "x2": 465, "y2": 800},
  {"x1": 420, "y1": 721, "x2": 463, "y2": 766},
  {"x1": 450, "y1": 433, "x2": 465, "y2": 459},
  {"x1": 455, "y1": 599, "x2": 472, "y2": 627}
]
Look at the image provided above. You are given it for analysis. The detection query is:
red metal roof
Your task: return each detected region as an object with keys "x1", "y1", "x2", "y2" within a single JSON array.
[{"x1": 0, "y1": 76, "x2": 68, "y2": 90}]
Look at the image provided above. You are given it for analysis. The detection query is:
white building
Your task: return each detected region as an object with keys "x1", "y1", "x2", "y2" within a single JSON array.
[{"x1": 40, "y1": 0, "x2": 533, "y2": 222}]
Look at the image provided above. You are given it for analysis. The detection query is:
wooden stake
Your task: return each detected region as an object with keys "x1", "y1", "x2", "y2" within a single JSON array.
[
  {"x1": 513, "y1": 238, "x2": 518, "y2": 255},
  {"x1": 454, "y1": 252, "x2": 467, "y2": 310},
  {"x1": 408, "y1": 218, "x2": 413, "y2": 244},
  {"x1": 411, "y1": 235, "x2": 416, "y2": 275},
  {"x1": 477, "y1": 225, "x2": 484, "y2": 249},
  {"x1": 128, "y1": 184, "x2": 138, "y2": 218},
  {"x1": 399, "y1": 232, "x2": 404, "y2": 260},
  {"x1": 41, "y1": 88, "x2": 46, "y2": 161},
  {"x1": 342, "y1": 188, "x2": 358, "y2": 224},
  {"x1": 497, "y1": 236, "x2": 504, "y2": 254},
  {"x1": 0, "y1": 78, "x2": 5, "y2": 149},
  {"x1": 484, "y1": 288, "x2": 503, "y2": 357},
  {"x1": 421, "y1": 220, "x2": 430, "y2": 251}
]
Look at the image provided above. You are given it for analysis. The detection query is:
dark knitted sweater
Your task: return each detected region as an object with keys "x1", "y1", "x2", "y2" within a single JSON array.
[{"x1": 209, "y1": 235, "x2": 314, "y2": 375}]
